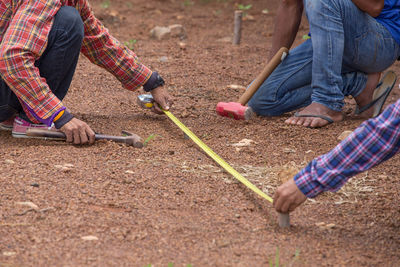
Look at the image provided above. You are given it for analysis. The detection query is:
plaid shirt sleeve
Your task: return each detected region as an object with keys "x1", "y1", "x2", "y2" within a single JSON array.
[
  {"x1": 0, "y1": 0, "x2": 63, "y2": 126},
  {"x1": 76, "y1": 0, "x2": 152, "y2": 91},
  {"x1": 294, "y1": 99, "x2": 400, "y2": 198}
]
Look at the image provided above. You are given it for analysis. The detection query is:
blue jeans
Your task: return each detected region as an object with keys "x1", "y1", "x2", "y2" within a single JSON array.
[
  {"x1": 249, "y1": 0, "x2": 400, "y2": 116},
  {"x1": 0, "y1": 6, "x2": 84, "y2": 122}
]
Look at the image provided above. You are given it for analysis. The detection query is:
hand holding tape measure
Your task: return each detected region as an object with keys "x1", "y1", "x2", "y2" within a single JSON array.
[
  {"x1": 137, "y1": 94, "x2": 290, "y2": 227},
  {"x1": 146, "y1": 86, "x2": 173, "y2": 114}
]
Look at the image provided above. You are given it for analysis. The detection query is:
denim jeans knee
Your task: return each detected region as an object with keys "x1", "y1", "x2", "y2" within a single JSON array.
[
  {"x1": 248, "y1": 41, "x2": 314, "y2": 116},
  {"x1": 34, "y1": 6, "x2": 84, "y2": 103},
  {"x1": 55, "y1": 6, "x2": 84, "y2": 42}
]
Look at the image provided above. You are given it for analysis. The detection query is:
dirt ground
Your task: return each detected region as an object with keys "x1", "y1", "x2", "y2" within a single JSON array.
[{"x1": 1, "y1": 0, "x2": 400, "y2": 266}]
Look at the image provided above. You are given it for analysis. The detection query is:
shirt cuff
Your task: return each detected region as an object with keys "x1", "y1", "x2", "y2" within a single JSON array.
[
  {"x1": 122, "y1": 66, "x2": 153, "y2": 91},
  {"x1": 54, "y1": 109, "x2": 74, "y2": 129},
  {"x1": 143, "y1": 71, "x2": 165, "y2": 92},
  {"x1": 293, "y1": 163, "x2": 325, "y2": 198}
]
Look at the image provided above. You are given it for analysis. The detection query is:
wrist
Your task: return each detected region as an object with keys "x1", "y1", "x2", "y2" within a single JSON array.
[
  {"x1": 143, "y1": 72, "x2": 165, "y2": 92},
  {"x1": 54, "y1": 109, "x2": 74, "y2": 129}
]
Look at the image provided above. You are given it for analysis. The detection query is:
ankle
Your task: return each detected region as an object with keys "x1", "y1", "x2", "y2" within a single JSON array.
[{"x1": 355, "y1": 72, "x2": 381, "y2": 107}]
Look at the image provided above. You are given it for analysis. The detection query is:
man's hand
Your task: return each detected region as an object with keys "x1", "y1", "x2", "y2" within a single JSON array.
[
  {"x1": 273, "y1": 179, "x2": 307, "y2": 213},
  {"x1": 150, "y1": 86, "x2": 174, "y2": 114},
  {"x1": 60, "y1": 118, "x2": 95, "y2": 145}
]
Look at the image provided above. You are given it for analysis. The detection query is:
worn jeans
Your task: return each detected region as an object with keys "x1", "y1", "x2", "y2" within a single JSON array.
[
  {"x1": 0, "y1": 6, "x2": 83, "y2": 122},
  {"x1": 248, "y1": 0, "x2": 400, "y2": 116}
]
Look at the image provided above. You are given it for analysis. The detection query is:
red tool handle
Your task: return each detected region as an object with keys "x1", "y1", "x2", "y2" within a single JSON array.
[{"x1": 238, "y1": 47, "x2": 288, "y2": 105}]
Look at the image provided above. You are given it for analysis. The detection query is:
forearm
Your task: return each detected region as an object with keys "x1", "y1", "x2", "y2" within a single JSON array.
[
  {"x1": 270, "y1": 0, "x2": 303, "y2": 59},
  {"x1": 351, "y1": 0, "x2": 384, "y2": 17},
  {"x1": 295, "y1": 99, "x2": 400, "y2": 197},
  {"x1": 78, "y1": 1, "x2": 152, "y2": 90}
]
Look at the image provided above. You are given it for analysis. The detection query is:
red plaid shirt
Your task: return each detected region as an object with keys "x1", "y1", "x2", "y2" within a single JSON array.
[{"x1": 0, "y1": 0, "x2": 152, "y2": 125}]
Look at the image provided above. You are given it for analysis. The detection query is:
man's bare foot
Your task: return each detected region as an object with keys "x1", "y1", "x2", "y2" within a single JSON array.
[
  {"x1": 285, "y1": 102, "x2": 343, "y2": 128},
  {"x1": 354, "y1": 72, "x2": 381, "y2": 118}
]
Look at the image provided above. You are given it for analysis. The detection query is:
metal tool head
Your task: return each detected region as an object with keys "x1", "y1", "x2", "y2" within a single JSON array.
[
  {"x1": 215, "y1": 102, "x2": 254, "y2": 120},
  {"x1": 121, "y1": 130, "x2": 144, "y2": 148},
  {"x1": 137, "y1": 94, "x2": 154, "y2": 109}
]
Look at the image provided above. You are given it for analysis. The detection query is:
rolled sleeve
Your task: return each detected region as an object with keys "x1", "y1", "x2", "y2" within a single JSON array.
[
  {"x1": 78, "y1": 0, "x2": 152, "y2": 91},
  {"x1": 294, "y1": 99, "x2": 400, "y2": 198}
]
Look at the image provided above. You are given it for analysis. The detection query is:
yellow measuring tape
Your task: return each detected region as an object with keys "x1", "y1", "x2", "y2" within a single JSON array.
[{"x1": 163, "y1": 110, "x2": 273, "y2": 203}]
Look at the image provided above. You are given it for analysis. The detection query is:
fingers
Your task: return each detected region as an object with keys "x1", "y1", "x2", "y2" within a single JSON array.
[
  {"x1": 73, "y1": 127, "x2": 81, "y2": 145},
  {"x1": 158, "y1": 97, "x2": 170, "y2": 111},
  {"x1": 61, "y1": 118, "x2": 95, "y2": 145},
  {"x1": 87, "y1": 127, "x2": 96, "y2": 144},
  {"x1": 154, "y1": 95, "x2": 172, "y2": 112},
  {"x1": 273, "y1": 179, "x2": 307, "y2": 213},
  {"x1": 273, "y1": 189, "x2": 291, "y2": 213},
  {"x1": 273, "y1": 189, "x2": 281, "y2": 210},
  {"x1": 151, "y1": 103, "x2": 164, "y2": 114},
  {"x1": 150, "y1": 86, "x2": 174, "y2": 114},
  {"x1": 64, "y1": 127, "x2": 74, "y2": 143},
  {"x1": 164, "y1": 95, "x2": 173, "y2": 110}
]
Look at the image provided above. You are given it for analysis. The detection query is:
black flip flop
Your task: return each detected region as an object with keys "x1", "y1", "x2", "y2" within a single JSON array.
[{"x1": 294, "y1": 112, "x2": 334, "y2": 125}]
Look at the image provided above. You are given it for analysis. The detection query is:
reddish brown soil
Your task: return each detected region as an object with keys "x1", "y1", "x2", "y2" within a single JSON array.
[{"x1": 1, "y1": 0, "x2": 400, "y2": 266}]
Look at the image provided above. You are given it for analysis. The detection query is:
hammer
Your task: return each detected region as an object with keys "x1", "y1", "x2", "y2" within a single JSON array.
[
  {"x1": 216, "y1": 47, "x2": 288, "y2": 120},
  {"x1": 25, "y1": 128, "x2": 143, "y2": 148}
]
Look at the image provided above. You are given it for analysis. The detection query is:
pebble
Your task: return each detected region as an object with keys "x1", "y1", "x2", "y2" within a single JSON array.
[
  {"x1": 54, "y1": 164, "x2": 71, "y2": 171},
  {"x1": 315, "y1": 222, "x2": 336, "y2": 229},
  {"x1": 243, "y1": 14, "x2": 255, "y2": 21},
  {"x1": 30, "y1": 183, "x2": 40, "y2": 188},
  {"x1": 54, "y1": 165, "x2": 65, "y2": 169},
  {"x1": 337, "y1": 130, "x2": 353, "y2": 141},
  {"x1": 227, "y1": 84, "x2": 246, "y2": 91},
  {"x1": 16, "y1": 201, "x2": 39, "y2": 210},
  {"x1": 159, "y1": 56, "x2": 168, "y2": 63},
  {"x1": 125, "y1": 170, "x2": 134, "y2": 174},
  {"x1": 169, "y1": 24, "x2": 186, "y2": 39},
  {"x1": 216, "y1": 37, "x2": 232, "y2": 43},
  {"x1": 181, "y1": 110, "x2": 189, "y2": 118},
  {"x1": 150, "y1": 26, "x2": 170, "y2": 40},
  {"x1": 150, "y1": 24, "x2": 186, "y2": 40},
  {"x1": 3, "y1": 251, "x2": 16, "y2": 256},
  {"x1": 325, "y1": 223, "x2": 336, "y2": 229},
  {"x1": 179, "y1": 42, "x2": 187, "y2": 50},
  {"x1": 5, "y1": 159, "x2": 15, "y2": 164},
  {"x1": 262, "y1": 9, "x2": 269, "y2": 14},
  {"x1": 81, "y1": 235, "x2": 99, "y2": 241},
  {"x1": 232, "y1": 139, "x2": 254, "y2": 147},
  {"x1": 63, "y1": 163, "x2": 74, "y2": 168},
  {"x1": 283, "y1": 148, "x2": 296, "y2": 153}
]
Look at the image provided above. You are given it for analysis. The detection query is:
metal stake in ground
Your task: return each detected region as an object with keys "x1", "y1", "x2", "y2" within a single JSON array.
[
  {"x1": 233, "y1": 10, "x2": 243, "y2": 45},
  {"x1": 278, "y1": 213, "x2": 290, "y2": 228}
]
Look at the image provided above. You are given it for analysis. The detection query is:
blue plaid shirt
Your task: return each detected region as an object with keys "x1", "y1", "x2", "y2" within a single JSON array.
[{"x1": 295, "y1": 99, "x2": 400, "y2": 198}]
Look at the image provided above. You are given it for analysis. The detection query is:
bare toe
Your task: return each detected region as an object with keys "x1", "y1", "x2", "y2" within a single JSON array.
[{"x1": 285, "y1": 117, "x2": 297, "y2": 125}]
